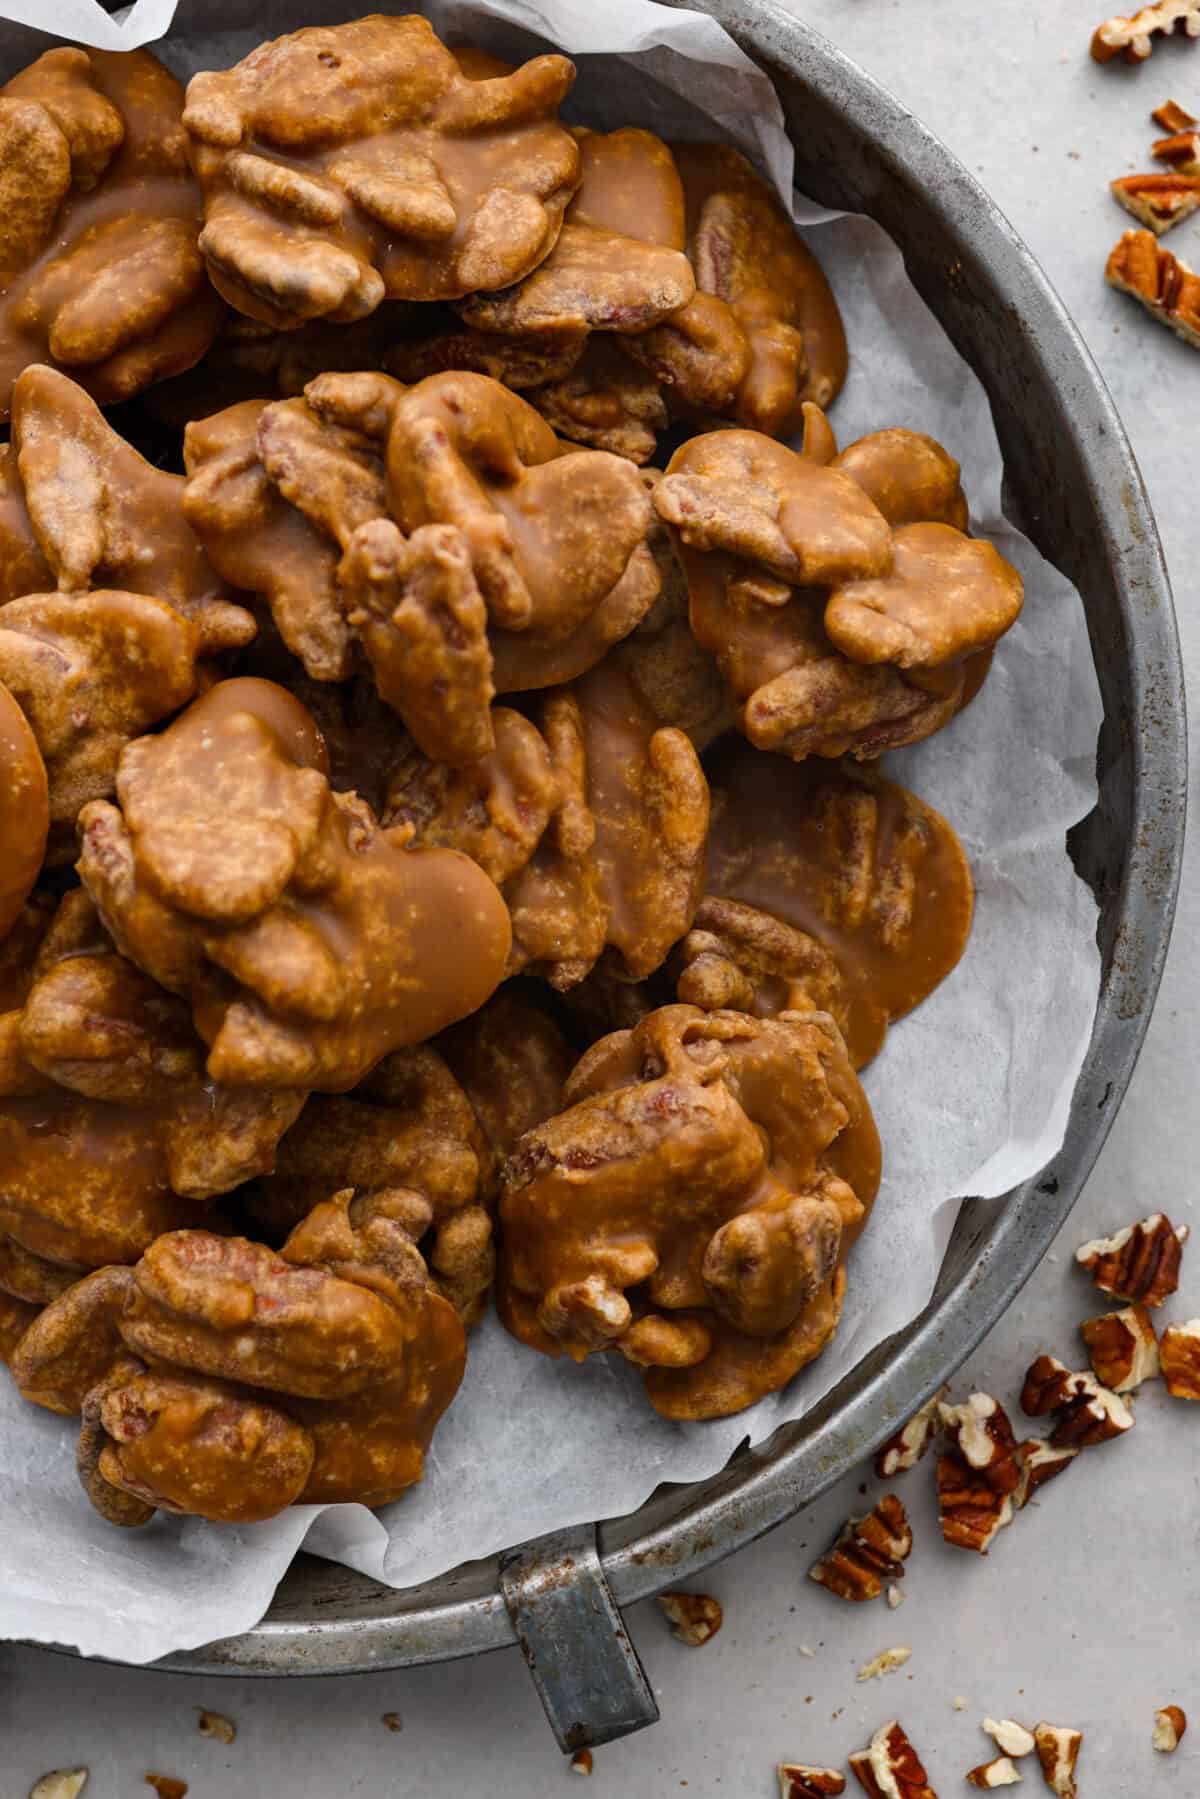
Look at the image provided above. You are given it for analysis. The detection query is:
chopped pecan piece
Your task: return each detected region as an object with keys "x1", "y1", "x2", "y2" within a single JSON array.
[
  {"x1": 1107, "y1": 228, "x2": 1200, "y2": 348},
  {"x1": 657, "y1": 1591, "x2": 723, "y2": 1646},
  {"x1": 1032, "y1": 1725, "x2": 1081, "y2": 1798},
  {"x1": 1153, "y1": 1705, "x2": 1187, "y2": 1752},
  {"x1": 965, "y1": 1761, "x2": 1021, "y2": 1789},
  {"x1": 936, "y1": 1452, "x2": 1014, "y2": 1553},
  {"x1": 1074, "y1": 1211, "x2": 1188, "y2": 1304},
  {"x1": 808, "y1": 1493, "x2": 912, "y2": 1601},
  {"x1": 1110, "y1": 171, "x2": 1200, "y2": 232},
  {"x1": 1092, "y1": 0, "x2": 1200, "y2": 60},
  {"x1": 849, "y1": 1720, "x2": 938, "y2": 1799},
  {"x1": 1152, "y1": 98, "x2": 1198, "y2": 130},
  {"x1": 1159, "y1": 1318, "x2": 1200, "y2": 1396},
  {"x1": 570, "y1": 1749, "x2": 594, "y2": 1776},
  {"x1": 1012, "y1": 1439, "x2": 1077, "y2": 1508},
  {"x1": 1152, "y1": 126, "x2": 1200, "y2": 171},
  {"x1": 1079, "y1": 1303, "x2": 1159, "y2": 1390},
  {"x1": 1020, "y1": 1355, "x2": 1134, "y2": 1446},
  {"x1": 939, "y1": 1392, "x2": 1022, "y2": 1494},
  {"x1": 195, "y1": 1710, "x2": 235, "y2": 1745},
  {"x1": 182, "y1": 17, "x2": 580, "y2": 323},
  {"x1": 983, "y1": 1721, "x2": 1036, "y2": 1759},
  {"x1": 28, "y1": 1775, "x2": 89, "y2": 1799},
  {"x1": 778, "y1": 1766, "x2": 846, "y2": 1798},
  {"x1": 875, "y1": 1388, "x2": 948, "y2": 1477}
]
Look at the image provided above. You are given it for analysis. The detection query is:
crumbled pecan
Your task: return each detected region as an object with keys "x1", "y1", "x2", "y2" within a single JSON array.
[
  {"x1": 936, "y1": 1452, "x2": 1014, "y2": 1553},
  {"x1": 857, "y1": 1644, "x2": 912, "y2": 1682},
  {"x1": 1075, "y1": 1210, "x2": 1188, "y2": 1305},
  {"x1": 1159, "y1": 1318, "x2": 1200, "y2": 1397},
  {"x1": 1092, "y1": 0, "x2": 1200, "y2": 60},
  {"x1": 657, "y1": 1591, "x2": 723, "y2": 1645},
  {"x1": 570, "y1": 1749, "x2": 594, "y2": 1776},
  {"x1": 1012, "y1": 1439, "x2": 1077, "y2": 1508},
  {"x1": 875, "y1": 1388, "x2": 948, "y2": 1477},
  {"x1": 1020, "y1": 1355, "x2": 1134, "y2": 1447},
  {"x1": 1033, "y1": 1724, "x2": 1081, "y2": 1798},
  {"x1": 849, "y1": 1721, "x2": 938, "y2": 1799},
  {"x1": 1152, "y1": 124, "x2": 1200, "y2": 172},
  {"x1": 195, "y1": 1710, "x2": 236, "y2": 1745},
  {"x1": 1110, "y1": 171, "x2": 1200, "y2": 232},
  {"x1": 1079, "y1": 1303, "x2": 1159, "y2": 1390},
  {"x1": 808, "y1": 1493, "x2": 912, "y2": 1601},
  {"x1": 1107, "y1": 228, "x2": 1200, "y2": 348},
  {"x1": 28, "y1": 1775, "x2": 88, "y2": 1799},
  {"x1": 983, "y1": 1720, "x2": 1036, "y2": 1759},
  {"x1": 965, "y1": 1761, "x2": 1020, "y2": 1789},
  {"x1": 1152, "y1": 98, "x2": 1198, "y2": 130},
  {"x1": 778, "y1": 1766, "x2": 846, "y2": 1798},
  {"x1": 939, "y1": 1392, "x2": 1022, "y2": 1494},
  {"x1": 1153, "y1": 1705, "x2": 1187, "y2": 1752}
]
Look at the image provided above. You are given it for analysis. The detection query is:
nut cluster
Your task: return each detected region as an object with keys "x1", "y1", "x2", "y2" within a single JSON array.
[{"x1": 0, "y1": 9, "x2": 1019, "y2": 1529}]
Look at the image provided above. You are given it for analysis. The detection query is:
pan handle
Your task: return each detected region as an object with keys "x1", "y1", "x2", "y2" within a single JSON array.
[{"x1": 500, "y1": 1523, "x2": 660, "y2": 1752}]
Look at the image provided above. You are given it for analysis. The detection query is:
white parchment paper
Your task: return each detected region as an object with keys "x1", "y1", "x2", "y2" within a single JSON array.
[{"x1": 0, "y1": 0, "x2": 1103, "y2": 1662}]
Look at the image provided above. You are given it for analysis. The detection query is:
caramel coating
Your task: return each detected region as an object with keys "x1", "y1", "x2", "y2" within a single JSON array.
[
  {"x1": 182, "y1": 392, "x2": 383, "y2": 679},
  {"x1": 15, "y1": 1200, "x2": 466, "y2": 1524},
  {"x1": 98, "y1": 1368, "x2": 317, "y2": 1524},
  {"x1": 249, "y1": 1045, "x2": 495, "y2": 1323},
  {"x1": 624, "y1": 143, "x2": 847, "y2": 435},
  {"x1": 680, "y1": 745, "x2": 974, "y2": 1067},
  {"x1": 656, "y1": 425, "x2": 1021, "y2": 760},
  {"x1": 77, "y1": 678, "x2": 511, "y2": 1090},
  {"x1": 439, "y1": 986, "x2": 575, "y2": 1166},
  {"x1": 182, "y1": 15, "x2": 581, "y2": 325},
  {"x1": 825, "y1": 522, "x2": 1024, "y2": 671},
  {"x1": 498, "y1": 1005, "x2": 879, "y2": 1418},
  {"x1": 0, "y1": 47, "x2": 222, "y2": 415},
  {"x1": 523, "y1": 337, "x2": 668, "y2": 464},
  {"x1": 395, "y1": 647, "x2": 709, "y2": 991},
  {"x1": 831, "y1": 428, "x2": 969, "y2": 531},
  {"x1": 456, "y1": 126, "x2": 694, "y2": 338},
  {"x1": 0, "y1": 365, "x2": 254, "y2": 657},
  {"x1": 0, "y1": 892, "x2": 303, "y2": 1280},
  {"x1": 0, "y1": 677, "x2": 47, "y2": 938},
  {"x1": 0, "y1": 589, "x2": 200, "y2": 859}
]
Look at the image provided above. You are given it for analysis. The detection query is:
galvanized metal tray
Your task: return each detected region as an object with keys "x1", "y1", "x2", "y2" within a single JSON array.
[{"x1": 149, "y1": 0, "x2": 1185, "y2": 1746}]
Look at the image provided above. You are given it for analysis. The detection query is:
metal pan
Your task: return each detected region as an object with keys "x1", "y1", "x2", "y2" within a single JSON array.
[{"x1": 140, "y1": 0, "x2": 1185, "y2": 1745}]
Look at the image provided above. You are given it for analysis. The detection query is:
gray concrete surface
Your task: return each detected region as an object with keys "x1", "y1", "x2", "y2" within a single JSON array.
[{"x1": 4, "y1": 0, "x2": 1198, "y2": 1792}]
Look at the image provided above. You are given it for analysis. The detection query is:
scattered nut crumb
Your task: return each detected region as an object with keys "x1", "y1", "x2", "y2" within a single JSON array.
[
  {"x1": 570, "y1": 1749, "x2": 594, "y2": 1776},
  {"x1": 1033, "y1": 1723, "x2": 1081, "y2": 1798},
  {"x1": 798, "y1": 1644, "x2": 816, "y2": 1658},
  {"x1": 886, "y1": 1583, "x2": 905, "y2": 1610},
  {"x1": 1153, "y1": 1704, "x2": 1187, "y2": 1752},
  {"x1": 657, "y1": 1592, "x2": 723, "y2": 1646},
  {"x1": 143, "y1": 1780, "x2": 188, "y2": 1799},
  {"x1": 1075, "y1": 1214, "x2": 1188, "y2": 1305},
  {"x1": 29, "y1": 1775, "x2": 88, "y2": 1799},
  {"x1": 196, "y1": 1709, "x2": 236, "y2": 1746},
  {"x1": 983, "y1": 1719, "x2": 1036, "y2": 1759},
  {"x1": 381, "y1": 1713, "x2": 403, "y2": 1733},
  {"x1": 967, "y1": 1757, "x2": 1022, "y2": 1788},
  {"x1": 856, "y1": 1644, "x2": 912, "y2": 1682},
  {"x1": 778, "y1": 1764, "x2": 845, "y2": 1797},
  {"x1": 954, "y1": 1696, "x2": 969, "y2": 1711},
  {"x1": 1160, "y1": 1319, "x2": 1200, "y2": 1397}
]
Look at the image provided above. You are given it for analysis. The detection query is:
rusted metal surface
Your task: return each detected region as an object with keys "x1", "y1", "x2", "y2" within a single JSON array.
[{"x1": 145, "y1": 0, "x2": 1185, "y2": 1711}]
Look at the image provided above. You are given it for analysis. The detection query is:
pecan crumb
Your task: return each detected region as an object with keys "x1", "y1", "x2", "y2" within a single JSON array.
[
  {"x1": 196, "y1": 1709, "x2": 236, "y2": 1745},
  {"x1": 28, "y1": 1775, "x2": 88, "y2": 1799},
  {"x1": 657, "y1": 1591, "x2": 723, "y2": 1646},
  {"x1": 1153, "y1": 1704, "x2": 1187, "y2": 1752},
  {"x1": 857, "y1": 1644, "x2": 912, "y2": 1682},
  {"x1": 144, "y1": 1780, "x2": 188, "y2": 1799},
  {"x1": 570, "y1": 1748, "x2": 594, "y2": 1776}
]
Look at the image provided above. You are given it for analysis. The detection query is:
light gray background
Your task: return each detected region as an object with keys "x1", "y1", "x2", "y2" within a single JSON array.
[{"x1": 4, "y1": 0, "x2": 1198, "y2": 1792}]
